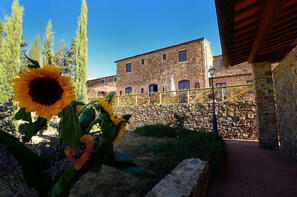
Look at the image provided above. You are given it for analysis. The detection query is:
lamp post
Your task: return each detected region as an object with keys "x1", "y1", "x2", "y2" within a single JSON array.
[{"x1": 208, "y1": 67, "x2": 219, "y2": 135}]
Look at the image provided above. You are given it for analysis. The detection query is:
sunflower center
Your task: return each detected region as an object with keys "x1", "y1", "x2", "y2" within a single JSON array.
[{"x1": 29, "y1": 77, "x2": 64, "y2": 106}]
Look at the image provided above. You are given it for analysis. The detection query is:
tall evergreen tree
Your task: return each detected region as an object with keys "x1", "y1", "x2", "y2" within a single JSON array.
[
  {"x1": 0, "y1": 0, "x2": 23, "y2": 102},
  {"x1": 74, "y1": 0, "x2": 88, "y2": 102},
  {"x1": 29, "y1": 34, "x2": 41, "y2": 63},
  {"x1": 53, "y1": 39, "x2": 72, "y2": 76},
  {"x1": 42, "y1": 20, "x2": 54, "y2": 65}
]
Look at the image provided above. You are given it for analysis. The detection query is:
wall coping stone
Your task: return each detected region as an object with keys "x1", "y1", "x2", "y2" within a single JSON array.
[{"x1": 145, "y1": 158, "x2": 209, "y2": 197}]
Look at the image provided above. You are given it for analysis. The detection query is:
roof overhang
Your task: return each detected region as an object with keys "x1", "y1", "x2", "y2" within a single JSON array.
[{"x1": 215, "y1": 0, "x2": 297, "y2": 67}]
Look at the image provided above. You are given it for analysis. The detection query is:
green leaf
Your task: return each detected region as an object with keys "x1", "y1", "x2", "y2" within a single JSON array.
[
  {"x1": 0, "y1": 129, "x2": 52, "y2": 196},
  {"x1": 105, "y1": 91, "x2": 116, "y2": 103},
  {"x1": 15, "y1": 108, "x2": 34, "y2": 140},
  {"x1": 15, "y1": 108, "x2": 29, "y2": 121},
  {"x1": 50, "y1": 170, "x2": 75, "y2": 197},
  {"x1": 104, "y1": 151, "x2": 156, "y2": 178},
  {"x1": 79, "y1": 107, "x2": 95, "y2": 134},
  {"x1": 25, "y1": 54, "x2": 40, "y2": 69},
  {"x1": 121, "y1": 114, "x2": 132, "y2": 123},
  {"x1": 60, "y1": 104, "x2": 81, "y2": 150},
  {"x1": 101, "y1": 118, "x2": 120, "y2": 141},
  {"x1": 21, "y1": 117, "x2": 47, "y2": 141},
  {"x1": 71, "y1": 100, "x2": 85, "y2": 107}
]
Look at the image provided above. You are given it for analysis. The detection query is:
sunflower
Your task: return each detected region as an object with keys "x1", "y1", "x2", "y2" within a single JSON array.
[
  {"x1": 98, "y1": 97, "x2": 121, "y2": 125},
  {"x1": 12, "y1": 64, "x2": 76, "y2": 120},
  {"x1": 66, "y1": 134, "x2": 95, "y2": 170}
]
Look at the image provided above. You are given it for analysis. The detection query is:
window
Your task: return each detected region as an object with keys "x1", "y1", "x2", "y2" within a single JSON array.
[
  {"x1": 178, "y1": 80, "x2": 190, "y2": 90},
  {"x1": 220, "y1": 59, "x2": 224, "y2": 67},
  {"x1": 195, "y1": 83, "x2": 200, "y2": 89},
  {"x1": 216, "y1": 83, "x2": 226, "y2": 87},
  {"x1": 141, "y1": 88, "x2": 144, "y2": 94},
  {"x1": 149, "y1": 84, "x2": 158, "y2": 96},
  {"x1": 90, "y1": 82, "x2": 93, "y2": 87},
  {"x1": 216, "y1": 83, "x2": 227, "y2": 99},
  {"x1": 178, "y1": 50, "x2": 187, "y2": 62},
  {"x1": 178, "y1": 80, "x2": 190, "y2": 103},
  {"x1": 162, "y1": 54, "x2": 167, "y2": 60},
  {"x1": 100, "y1": 79, "x2": 105, "y2": 84},
  {"x1": 125, "y1": 87, "x2": 132, "y2": 94},
  {"x1": 162, "y1": 86, "x2": 166, "y2": 92},
  {"x1": 149, "y1": 84, "x2": 158, "y2": 92},
  {"x1": 120, "y1": 91, "x2": 122, "y2": 95},
  {"x1": 141, "y1": 59, "x2": 145, "y2": 65},
  {"x1": 126, "y1": 63, "x2": 131, "y2": 73},
  {"x1": 114, "y1": 77, "x2": 117, "y2": 82}
]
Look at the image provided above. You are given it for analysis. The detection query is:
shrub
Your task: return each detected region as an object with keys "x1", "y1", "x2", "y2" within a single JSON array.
[
  {"x1": 134, "y1": 124, "x2": 178, "y2": 138},
  {"x1": 134, "y1": 125, "x2": 227, "y2": 176}
]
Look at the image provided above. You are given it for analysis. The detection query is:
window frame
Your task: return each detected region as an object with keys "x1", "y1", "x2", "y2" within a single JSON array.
[
  {"x1": 178, "y1": 49, "x2": 187, "y2": 63},
  {"x1": 125, "y1": 87, "x2": 132, "y2": 94},
  {"x1": 126, "y1": 63, "x2": 132, "y2": 73}
]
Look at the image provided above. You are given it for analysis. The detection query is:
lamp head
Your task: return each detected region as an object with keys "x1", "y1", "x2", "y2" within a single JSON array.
[{"x1": 208, "y1": 67, "x2": 215, "y2": 77}]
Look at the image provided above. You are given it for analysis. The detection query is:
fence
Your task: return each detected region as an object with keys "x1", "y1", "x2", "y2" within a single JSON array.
[{"x1": 109, "y1": 84, "x2": 255, "y2": 107}]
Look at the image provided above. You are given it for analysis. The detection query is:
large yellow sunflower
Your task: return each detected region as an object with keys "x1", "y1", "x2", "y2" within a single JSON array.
[{"x1": 12, "y1": 64, "x2": 76, "y2": 120}]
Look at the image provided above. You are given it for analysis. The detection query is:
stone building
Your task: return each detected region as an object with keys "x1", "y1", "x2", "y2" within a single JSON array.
[
  {"x1": 87, "y1": 75, "x2": 117, "y2": 98},
  {"x1": 114, "y1": 38, "x2": 213, "y2": 95},
  {"x1": 212, "y1": 55, "x2": 253, "y2": 87}
]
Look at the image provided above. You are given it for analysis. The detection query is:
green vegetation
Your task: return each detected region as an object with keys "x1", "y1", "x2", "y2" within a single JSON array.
[
  {"x1": 42, "y1": 20, "x2": 53, "y2": 65},
  {"x1": 134, "y1": 124, "x2": 227, "y2": 177},
  {"x1": 0, "y1": 0, "x2": 24, "y2": 102},
  {"x1": 74, "y1": 0, "x2": 88, "y2": 102},
  {"x1": 29, "y1": 34, "x2": 41, "y2": 64}
]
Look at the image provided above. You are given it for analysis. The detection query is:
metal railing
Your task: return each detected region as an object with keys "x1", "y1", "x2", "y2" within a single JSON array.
[{"x1": 89, "y1": 84, "x2": 255, "y2": 106}]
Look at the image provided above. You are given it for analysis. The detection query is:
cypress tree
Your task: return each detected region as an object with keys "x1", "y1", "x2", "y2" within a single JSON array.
[
  {"x1": 74, "y1": 0, "x2": 88, "y2": 102},
  {"x1": 42, "y1": 20, "x2": 54, "y2": 65},
  {"x1": 0, "y1": 0, "x2": 24, "y2": 102},
  {"x1": 29, "y1": 34, "x2": 41, "y2": 63}
]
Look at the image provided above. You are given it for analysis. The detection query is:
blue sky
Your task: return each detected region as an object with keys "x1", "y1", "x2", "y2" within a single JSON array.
[{"x1": 0, "y1": 0, "x2": 221, "y2": 79}]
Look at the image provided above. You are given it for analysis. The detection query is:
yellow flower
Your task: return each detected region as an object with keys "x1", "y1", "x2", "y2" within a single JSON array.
[
  {"x1": 114, "y1": 122, "x2": 127, "y2": 144},
  {"x1": 98, "y1": 97, "x2": 121, "y2": 125},
  {"x1": 66, "y1": 134, "x2": 95, "y2": 170},
  {"x1": 12, "y1": 64, "x2": 76, "y2": 120}
]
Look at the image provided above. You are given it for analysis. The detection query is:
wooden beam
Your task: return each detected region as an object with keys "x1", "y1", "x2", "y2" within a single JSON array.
[{"x1": 248, "y1": 0, "x2": 285, "y2": 63}]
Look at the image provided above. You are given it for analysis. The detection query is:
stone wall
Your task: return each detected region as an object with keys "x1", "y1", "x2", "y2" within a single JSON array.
[
  {"x1": 252, "y1": 62, "x2": 279, "y2": 149},
  {"x1": 146, "y1": 158, "x2": 209, "y2": 197},
  {"x1": 114, "y1": 101, "x2": 257, "y2": 140},
  {"x1": 115, "y1": 38, "x2": 212, "y2": 94},
  {"x1": 273, "y1": 46, "x2": 297, "y2": 160}
]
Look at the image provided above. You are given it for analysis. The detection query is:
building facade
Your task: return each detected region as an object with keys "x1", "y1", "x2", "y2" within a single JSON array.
[
  {"x1": 87, "y1": 75, "x2": 117, "y2": 98},
  {"x1": 212, "y1": 55, "x2": 254, "y2": 87},
  {"x1": 114, "y1": 38, "x2": 213, "y2": 95}
]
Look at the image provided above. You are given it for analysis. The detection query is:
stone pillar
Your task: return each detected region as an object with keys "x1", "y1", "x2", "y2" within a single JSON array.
[{"x1": 252, "y1": 62, "x2": 279, "y2": 149}]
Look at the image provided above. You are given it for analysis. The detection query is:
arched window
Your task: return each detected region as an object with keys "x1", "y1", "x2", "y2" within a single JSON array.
[
  {"x1": 162, "y1": 86, "x2": 166, "y2": 92},
  {"x1": 178, "y1": 80, "x2": 190, "y2": 90},
  {"x1": 195, "y1": 83, "x2": 200, "y2": 89},
  {"x1": 125, "y1": 87, "x2": 132, "y2": 94},
  {"x1": 149, "y1": 84, "x2": 158, "y2": 92},
  {"x1": 141, "y1": 88, "x2": 144, "y2": 94}
]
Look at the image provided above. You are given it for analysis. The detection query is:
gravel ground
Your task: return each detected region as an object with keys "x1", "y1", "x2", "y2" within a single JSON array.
[{"x1": 69, "y1": 131, "x2": 173, "y2": 197}]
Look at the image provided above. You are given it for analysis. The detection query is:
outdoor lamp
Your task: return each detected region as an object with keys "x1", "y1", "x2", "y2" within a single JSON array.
[{"x1": 208, "y1": 67, "x2": 219, "y2": 136}]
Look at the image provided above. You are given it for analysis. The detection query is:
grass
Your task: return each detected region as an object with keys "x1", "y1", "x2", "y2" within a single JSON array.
[{"x1": 133, "y1": 124, "x2": 227, "y2": 177}]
